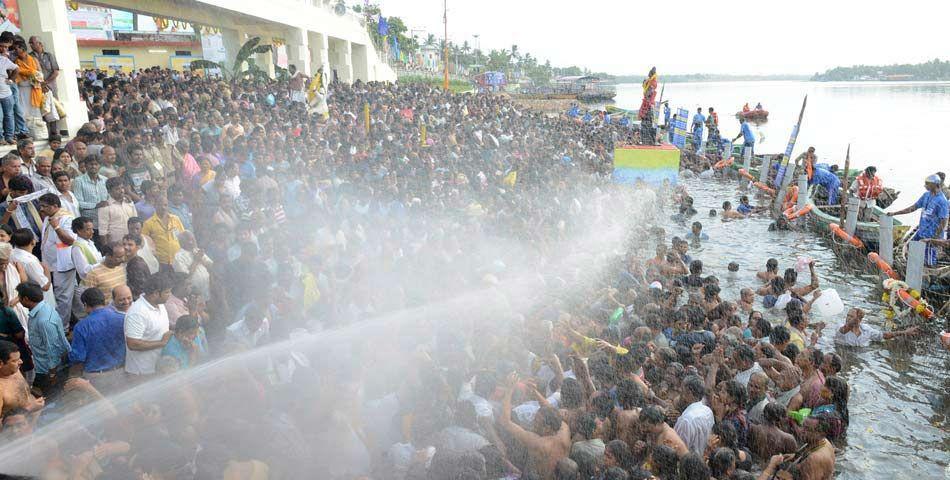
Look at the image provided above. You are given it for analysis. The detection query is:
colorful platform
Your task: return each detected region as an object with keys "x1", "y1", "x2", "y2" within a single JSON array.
[{"x1": 612, "y1": 143, "x2": 681, "y2": 186}]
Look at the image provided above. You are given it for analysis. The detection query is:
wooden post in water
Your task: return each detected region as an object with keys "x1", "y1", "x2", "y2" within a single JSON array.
[
  {"x1": 844, "y1": 196, "x2": 860, "y2": 235},
  {"x1": 906, "y1": 241, "x2": 926, "y2": 291},
  {"x1": 879, "y1": 215, "x2": 894, "y2": 264},
  {"x1": 797, "y1": 174, "x2": 808, "y2": 209},
  {"x1": 759, "y1": 156, "x2": 773, "y2": 183},
  {"x1": 839, "y1": 144, "x2": 851, "y2": 224}
]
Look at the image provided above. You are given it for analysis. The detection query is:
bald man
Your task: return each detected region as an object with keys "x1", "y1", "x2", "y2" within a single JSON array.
[{"x1": 111, "y1": 285, "x2": 133, "y2": 314}]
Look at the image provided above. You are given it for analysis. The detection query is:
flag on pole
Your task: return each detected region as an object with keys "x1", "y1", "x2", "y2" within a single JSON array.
[{"x1": 377, "y1": 15, "x2": 389, "y2": 35}]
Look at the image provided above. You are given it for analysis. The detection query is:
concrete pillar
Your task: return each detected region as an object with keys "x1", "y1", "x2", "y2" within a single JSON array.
[
  {"x1": 906, "y1": 241, "x2": 926, "y2": 291},
  {"x1": 879, "y1": 215, "x2": 894, "y2": 264},
  {"x1": 288, "y1": 28, "x2": 311, "y2": 75},
  {"x1": 222, "y1": 28, "x2": 245, "y2": 72},
  {"x1": 18, "y1": 0, "x2": 88, "y2": 136},
  {"x1": 844, "y1": 196, "x2": 860, "y2": 235},
  {"x1": 341, "y1": 40, "x2": 353, "y2": 83},
  {"x1": 351, "y1": 43, "x2": 368, "y2": 82},
  {"x1": 797, "y1": 174, "x2": 808, "y2": 209},
  {"x1": 759, "y1": 156, "x2": 773, "y2": 183},
  {"x1": 310, "y1": 32, "x2": 329, "y2": 76},
  {"x1": 742, "y1": 146, "x2": 752, "y2": 171}
]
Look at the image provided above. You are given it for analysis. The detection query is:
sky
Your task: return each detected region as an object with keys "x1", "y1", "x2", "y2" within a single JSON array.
[{"x1": 376, "y1": 0, "x2": 949, "y2": 76}]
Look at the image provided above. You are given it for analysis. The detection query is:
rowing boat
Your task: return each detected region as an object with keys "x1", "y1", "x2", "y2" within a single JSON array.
[
  {"x1": 736, "y1": 109, "x2": 769, "y2": 121},
  {"x1": 804, "y1": 185, "x2": 905, "y2": 245}
]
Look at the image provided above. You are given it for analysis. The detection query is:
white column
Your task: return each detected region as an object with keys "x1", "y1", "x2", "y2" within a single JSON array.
[
  {"x1": 844, "y1": 196, "x2": 860, "y2": 235},
  {"x1": 288, "y1": 28, "x2": 311, "y2": 76},
  {"x1": 905, "y1": 241, "x2": 926, "y2": 291},
  {"x1": 313, "y1": 33, "x2": 329, "y2": 75},
  {"x1": 759, "y1": 156, "x2": 773, "y2": 183},
  {"x1": 221, "y1": 28, "x2": 245, "y2": 72},
  {"x1": 341, "y1": 40, "x2": 353, "y2": 83},
  {"x1": 18, "y1": 0, "x2": 88, "y2": 135},
  {"x1": 879, "y1": 215, "x2": 894, "y2": 264},
  {"x1": 797, "y1": 174, "x2": 808, "y2": 209}
]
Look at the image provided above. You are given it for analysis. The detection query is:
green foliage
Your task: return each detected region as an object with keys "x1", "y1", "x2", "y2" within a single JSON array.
[
  {"x1": 399, "y1": 74, "x2": 470, "y2": 93},
  {"x1": 189, "y1": 36, "x2": 274, "y2": 81},
  {"x1": 811, "y1": 58, "x2": 950, "y2": 81}
]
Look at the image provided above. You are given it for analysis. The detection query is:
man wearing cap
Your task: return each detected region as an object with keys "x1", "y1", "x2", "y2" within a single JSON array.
[{"x1": 888, "y1": 175, "x2": 949, "y2": 266}]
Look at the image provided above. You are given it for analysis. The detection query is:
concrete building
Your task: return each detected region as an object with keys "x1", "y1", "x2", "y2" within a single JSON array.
[{"x1": 17, "y1": 0, "x2": 396, "y2": 135}]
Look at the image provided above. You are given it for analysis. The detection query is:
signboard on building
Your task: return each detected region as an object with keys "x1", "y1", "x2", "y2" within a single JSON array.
[
  {"x1": 169, "y1": 55, "x2": 196, "y2": 71},
  {"x1": 0, "y1": 0, "x2": 21, "y2": 33},
  {"x1": 69, "y1": 8, "x2": 114, "y2": 40},
  {"x1": 93, "y1": 54, "x2": 134, "y2": 74},
  {"x1": 111, "y1": 9, "x2": 134, "y2": 31}
]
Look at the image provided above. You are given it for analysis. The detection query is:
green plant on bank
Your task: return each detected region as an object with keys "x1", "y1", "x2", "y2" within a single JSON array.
[
  {"x1": 190, "y1": 37, "x2": 274, "y2": 81},
  {"x1": 398, "y1": 74, "x2": 470, "y2": 93}
]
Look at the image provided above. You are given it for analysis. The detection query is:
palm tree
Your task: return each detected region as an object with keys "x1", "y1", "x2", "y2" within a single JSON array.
[
  {"x1": 190, "y1": 36, "x2": 272, "y2": 80},
  {"x1": 424, "y1": 33, "x2": 436, "y2": 47}
]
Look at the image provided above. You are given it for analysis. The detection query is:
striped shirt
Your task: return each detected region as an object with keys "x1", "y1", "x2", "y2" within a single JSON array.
[
  {"x1": 72, "y1": 174, "x2": 109, "y2": 225},
  {"x1": 82, "y1": 264, "x2": 127, "y2": 303}
]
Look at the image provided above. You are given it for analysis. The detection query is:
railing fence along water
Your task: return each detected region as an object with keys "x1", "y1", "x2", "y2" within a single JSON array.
[
  {"x1": 844, "y1": 197, "x2": 860, "y2": 235},
  {"x1": 905, "y1": 241, "x2": 926, "y2": 291}
]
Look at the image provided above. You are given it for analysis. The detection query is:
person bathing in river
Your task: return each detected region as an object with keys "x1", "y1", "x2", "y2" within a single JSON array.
[
  {"x1": 721, "y1": 201, "x2": 747, "y2": 220},
  {"x1": 888, "y1": 174, "x2": 948, "y2": 266},
  {"x1": 685, "y1": 221, "x2": 709, "y2": 242},
  {"x1": 757, "y1": 258, "x2": 779, "y2": 283}
]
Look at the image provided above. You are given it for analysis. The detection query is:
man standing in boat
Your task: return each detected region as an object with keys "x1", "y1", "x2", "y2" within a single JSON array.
[
  {"x1": 849, "y1": 166, "x2": 885, "y2": 219},
  {"x1": 691, "y1": 107, "x2": 705, "y2": 154},
  {"x1": 888, "y1": 174, "x2": 949, "y2": 266},
  {"x1": 732, "y1": 117, "x2": 755, "y2": 158}
]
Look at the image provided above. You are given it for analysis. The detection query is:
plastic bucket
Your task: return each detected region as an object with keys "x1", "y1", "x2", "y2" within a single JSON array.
[{"x1": 812, "y1": 289, "x2": 844, "y2": 317}]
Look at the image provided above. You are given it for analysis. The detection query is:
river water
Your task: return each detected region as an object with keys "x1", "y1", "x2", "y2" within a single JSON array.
[{"x1": 616, "y1": 81, "x2": 950, "y2": 479}]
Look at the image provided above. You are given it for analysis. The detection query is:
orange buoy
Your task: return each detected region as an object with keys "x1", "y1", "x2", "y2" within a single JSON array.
[
  {"x1": 868, "y1": 252, "x2": 900, "y2": 279},
  {"x1": 753, "y1": 182, "x2": 776, "y2": 196},
  {"x1": 738, "y1": 168, "x2": 755, "y2": 181},
  {"x1": 783, "y1": 186, "x2": 799, "y2": 211},
  {"x1": 784, "y1": 204, "x2": 813, "y2": 220},
  {"x1": 896, "y1": 288, "x2": 934, "y2": 319},
  {"x1": 829, "y1": 223, "x2": 864, "y2": 249},
  {"x1": 714, "y1": 157, "x2": 735, "y2": 169}
]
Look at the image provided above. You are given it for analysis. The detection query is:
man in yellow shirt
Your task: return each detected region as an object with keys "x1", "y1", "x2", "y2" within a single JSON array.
[{"x1": 141, "y1": 196, "x2": 185, "y2": 269}]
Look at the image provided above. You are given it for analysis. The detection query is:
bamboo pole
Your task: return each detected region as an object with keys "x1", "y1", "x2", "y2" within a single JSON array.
[{"x1": 839, "y1": 144, "x2": 851, "y2": 224}]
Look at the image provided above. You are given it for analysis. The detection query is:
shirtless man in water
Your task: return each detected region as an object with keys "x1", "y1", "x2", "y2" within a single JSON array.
[
  {"x1": 639, "y1": 405, "x2": 689, "y2": 457},
  {"x1": 500, "y1": 373, "x2": 570, "y2": 479},
  {"x1": 721, "y1": 201, "x2": 747, "y2": 220},
  {"x1": 0, "y1": 340, "x2": 45, "y2": 419}
]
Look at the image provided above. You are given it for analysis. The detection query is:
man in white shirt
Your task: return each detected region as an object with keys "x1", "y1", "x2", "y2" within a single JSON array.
[
  {"x1": 225, "y1": 303, "x2": 269, "y2": 348},
  {"x1": 38, "y1": 193, "x2": 75, "y2": 327},
  {"x1": 834, "y1": 307, "x2": 918, "y2": 347},
  {"x1": 125, "y1": 274, "x2": 172, "y2": 379},
  {"x1": 733, "y1": 344, "x2": 764, "y2": 388},
  {"x1": 70, "y1": 216, "x2": 101, "y2": 280},
  {"x1": 673, "y1": 375, "x2": 715, "y2": 455},
  {"x1": 172, "y1": 230, "x2": 212, "y2": 300}
]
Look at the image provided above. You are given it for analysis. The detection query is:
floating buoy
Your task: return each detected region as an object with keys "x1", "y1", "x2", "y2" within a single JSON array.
[
  {"x1": 784, "y1": 204, "x2": 813, "y2": 220},
  {"x1": 738, "y1": 168, "x2": 754, "y2": 181},
  {"x1": 868, "y1": 252, "x2": 899, "y2": 279},
  {"x1": 896, "y1": 288, "x2": 934, "y2": 319},
  {"x1": 783, "y1": 186, "x2": 799, "y2": 211},
  {"x1": 714, "y1": 157, "x2": 735, "y2": 169},
  {"x1": 753, "y1": 182, "x2": 776, "y2": 196},
  {"x1": 829, "y1": 223, "x2": 864, "y2": 249}
]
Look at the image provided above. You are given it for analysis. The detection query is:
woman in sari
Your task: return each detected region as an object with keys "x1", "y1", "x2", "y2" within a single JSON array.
[{"x1": 0, "y1": 242, "x2": 29, "y2": 328}]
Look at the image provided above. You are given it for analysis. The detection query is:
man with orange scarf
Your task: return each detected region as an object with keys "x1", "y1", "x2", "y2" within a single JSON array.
[{"x1": 12, "y1": 41, "x2": 44, "y2": 130}]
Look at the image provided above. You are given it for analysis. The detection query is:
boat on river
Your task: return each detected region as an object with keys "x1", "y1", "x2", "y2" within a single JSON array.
[
  {"x1": 736, "y1": 109, "x2": 769, "y2": 121},
  {"x1": 804, "y1": 185, "x2": 906, "y2": 246}
]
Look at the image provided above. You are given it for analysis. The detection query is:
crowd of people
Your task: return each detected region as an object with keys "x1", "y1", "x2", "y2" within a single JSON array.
[{"x1": 0, "y1": 51, "x2": 931, "y2": 479}]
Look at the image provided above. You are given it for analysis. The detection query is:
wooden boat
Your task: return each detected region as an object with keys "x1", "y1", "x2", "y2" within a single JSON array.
[
  {"x1": 804, "y1": 185, "x2": 904, "y2": 245},
  {"x1": 736, "y1": 109, "x2": 769, "y2": 121}
]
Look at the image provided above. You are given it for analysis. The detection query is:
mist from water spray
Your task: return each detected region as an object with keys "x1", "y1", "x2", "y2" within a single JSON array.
[{"x1": 0, "y1": 179, "x2": 665, "y2": 477}]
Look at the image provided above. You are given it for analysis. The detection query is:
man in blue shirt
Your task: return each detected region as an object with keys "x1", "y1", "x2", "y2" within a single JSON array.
[
  {"x1": 17, "y1": 282, "x2": 69, "y2": 396},
  {"x1": 69, "y1": 288, "x2": 127, "y2": 395},
  {"x1": 691, "y1": 107, "x2": 705, "y2": 153},
  {"x1": 888, "y1": 175, "x2": 949, "y2": 266},
  {"x1": 732, "y1": 118, "x2": 755, "y2": 158},
  {"x1": 810, "y1": 166, "x2": 841, "y2": 205},
  {"x1": 684, "y1": 221, "x2": 709, "y2": 241}
]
